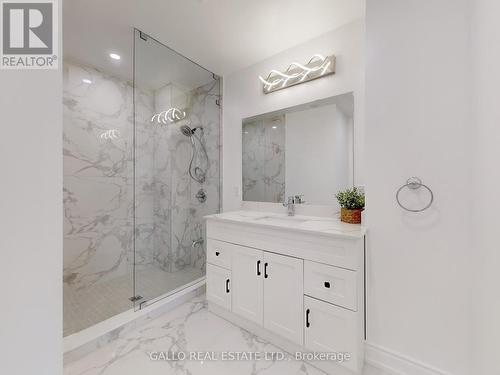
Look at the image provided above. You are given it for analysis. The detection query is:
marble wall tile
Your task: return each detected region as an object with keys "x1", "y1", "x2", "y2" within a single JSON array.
[
  {"x1": 242, "y1": 115, "x2": 285, "y2": 203},
  {"x1": 133, "y1": 220, "x2": 156, "y2": 271},
  {"x1": 64, "y1": 62, "x2": 139, "y2": 299},
  {"x1": 149, "y1": 79, "x2": 221, "y2": 274},
  {"x1": 63, "y1": 216, "x2": 132, "y2": 290},
  {"x1": 63, "y1": 63, "x2": 134, "y2": 178},
  {"x1": 64, "y1": 176, "x2": 131, "y2": 219}
]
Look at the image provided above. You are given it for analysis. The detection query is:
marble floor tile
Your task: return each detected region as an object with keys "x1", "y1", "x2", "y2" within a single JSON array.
[{"x1": 64, "y1": 294, "x2": 382, "y2": 375}]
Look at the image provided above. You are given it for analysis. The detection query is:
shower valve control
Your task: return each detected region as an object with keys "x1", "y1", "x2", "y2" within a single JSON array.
[{"x1": 196, "y1": 189, "x2": 207, "y2": 203}]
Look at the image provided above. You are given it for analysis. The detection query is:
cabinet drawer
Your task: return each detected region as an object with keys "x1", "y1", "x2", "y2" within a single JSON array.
[
  {"x1": 304, "y1": 296, "x2": 360, "y2": 373},
  {"x1": 207, "y1": 239, "x2": 233, "y2": 269},
  {"x1": 304, "y1": 261, "x2": 357, "y2": 311},
  {"x1": 206, "y1": 264, "x2": 231, "y2": 310}
]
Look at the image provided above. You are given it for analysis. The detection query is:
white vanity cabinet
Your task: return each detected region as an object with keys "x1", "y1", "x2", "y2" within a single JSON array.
[{"x1": 205, "y1": 211, "x2": 366, "y2": 375}]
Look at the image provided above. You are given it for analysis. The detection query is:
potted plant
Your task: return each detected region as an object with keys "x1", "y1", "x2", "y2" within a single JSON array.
[{"x1": 335, "y1": 187, "x2": 365, "y2": 224}]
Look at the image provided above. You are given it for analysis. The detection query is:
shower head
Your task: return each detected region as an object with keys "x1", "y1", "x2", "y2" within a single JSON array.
[
  {"x1": 180, "y1": 125, "x2": 203, "y2": 137},
  {"x1": 180, "y1": 125, "x2": 193, "y2": 137}
]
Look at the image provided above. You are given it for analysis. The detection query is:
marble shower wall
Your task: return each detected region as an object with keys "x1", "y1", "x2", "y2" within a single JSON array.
[
  {"x1": 63, "y1": 61, "x2": 158, "y2": 294},
  {"x1": 64, "y1": 62, "x2": 138, "y2": 292},
  {"x1": 242, "y1": 115, "x2": 286, "y2": 203},
  {"x1": 150, "y1": 80, "x2": 221, "y2": 275}
]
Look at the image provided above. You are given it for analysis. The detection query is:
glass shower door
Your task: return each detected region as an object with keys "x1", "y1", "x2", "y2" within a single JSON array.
[{"x1": 133, "y1": 29, "x2": 220, "y2": 308}]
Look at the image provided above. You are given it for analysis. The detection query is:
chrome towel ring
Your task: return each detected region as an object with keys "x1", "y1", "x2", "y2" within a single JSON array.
[{"x1": 396, "y1": 177, "x2": 434, "y2": 212}]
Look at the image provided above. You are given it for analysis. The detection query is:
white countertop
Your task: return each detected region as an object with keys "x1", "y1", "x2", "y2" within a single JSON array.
[{"x1": 205, "y1": 210, "x2": 366, "y2": 239}]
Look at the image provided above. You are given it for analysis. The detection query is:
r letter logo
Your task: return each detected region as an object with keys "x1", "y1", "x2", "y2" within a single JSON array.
[{"x1": 1, "y1": 1, "x2": 58, "y2": 69}]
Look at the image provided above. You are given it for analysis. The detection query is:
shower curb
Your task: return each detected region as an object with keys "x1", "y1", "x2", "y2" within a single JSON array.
[{"x1": 63, "y1": 279, "x2": 206, "y2": 364}]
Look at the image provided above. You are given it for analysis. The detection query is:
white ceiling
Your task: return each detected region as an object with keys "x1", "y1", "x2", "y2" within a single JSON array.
[{"x1": 64, "y1": 0, "x2": 364, "y2": 80}]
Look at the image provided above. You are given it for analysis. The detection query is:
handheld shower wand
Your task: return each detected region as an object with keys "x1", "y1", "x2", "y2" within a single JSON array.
[{"x1": 180, "y1": 125, "x2": 209, "y2": 183}]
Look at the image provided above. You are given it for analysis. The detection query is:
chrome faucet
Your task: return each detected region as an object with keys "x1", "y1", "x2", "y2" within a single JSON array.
[
  {"x1": 283, "y1": 196, "x2": 296, "y2": 216},
  {"x1": 282, "y1": 194, "x2": 305, "y2": 216}
]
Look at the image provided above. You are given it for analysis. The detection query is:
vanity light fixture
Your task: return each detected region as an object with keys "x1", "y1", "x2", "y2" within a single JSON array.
[
  {"x1": 82, "y1": 78, "x2": 92, "y2": 84},
  {"x1": 109, "y1": 53, "x2": 121, "y2": 60},
  {"x1": 258, "y1": 54, "x2": 335, "y2": 94},
  {"x1": 151, "y1": 108, "x2": 187, "y2": 125}
]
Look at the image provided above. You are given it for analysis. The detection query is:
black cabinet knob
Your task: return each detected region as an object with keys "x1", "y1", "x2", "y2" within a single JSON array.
[
  {"x1": 215, "y1": 251, "x2": 220, "y2": 256},
  {"x1": 324, "y1": 281, "x2": 331, "y2": 288}
]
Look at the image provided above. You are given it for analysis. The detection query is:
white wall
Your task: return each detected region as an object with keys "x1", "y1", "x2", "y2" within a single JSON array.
[
  {"x1": 223, "y1": 19, "x2": 365, "y2": 211},
  {"x1": 365, "y1": 1, "x2": 473, "y2": 374},
  {"x1": 285, "y1": 104, "x2": 351, "y2": 204},
  {"x1": 471, "y1": 0, "x2": 500, "y2": 374},
  {"x1": 0, "y1": 4, "x2": 63, "y2": 375}
]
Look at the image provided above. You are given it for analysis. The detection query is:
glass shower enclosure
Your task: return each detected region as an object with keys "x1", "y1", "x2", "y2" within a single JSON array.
[
  {"x1": 132, "y1": 29, "x2": 221, "y2": 308},
  {"x1": 62, "y1": 29, "x2": 220, "y2": 337}
]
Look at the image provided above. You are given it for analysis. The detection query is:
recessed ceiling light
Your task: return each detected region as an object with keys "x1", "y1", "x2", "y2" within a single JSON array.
[
  {"x1": 82, "y1": 78, "x2": 92, "y2": 84},
  {"x1": 272, "y1": 126, "x2": 277, "y2": 129},
  {"x1": 109, "y1": 53, "x2": 121, "y2": 60}
]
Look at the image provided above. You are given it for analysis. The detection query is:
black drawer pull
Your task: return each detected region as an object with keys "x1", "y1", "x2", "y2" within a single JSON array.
[
  {"x1": 324, "y1": 281, "x2": 331, "y2": 288},
  {"x1": 215, "y1": 251, "x2": 220, "y2": 256},
  {"x1": 257, "y1": 260, "x2": 261, "y2": 276},
  {"x1": 264, "y1": 262, "x2": 269, "y2": 278},
  {"x1": 306, "y1": 308, "x2": 310, "y2": 328},
  {"x1": 225, "y1": 279, "x2": 230, "y2": 293}
]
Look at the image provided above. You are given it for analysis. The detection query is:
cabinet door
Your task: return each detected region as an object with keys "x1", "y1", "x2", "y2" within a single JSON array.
[
  {"x1": 206, "y1": 264, "x2": 231, "y2": 310},
  {"x1": 263, "y1": 252, "x2": 303, "y2": 345},
  {"x1": 304, "y1": 296, "x2": 359, "y2": 372},
  {"x1": 231, "y1": 246, "x2": 264, "y2": 325}
]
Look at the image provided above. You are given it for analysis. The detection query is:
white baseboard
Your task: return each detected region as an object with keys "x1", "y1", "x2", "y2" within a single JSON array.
[{"x1": 365, "y1": 342, "x2": 453, "y2": 375}]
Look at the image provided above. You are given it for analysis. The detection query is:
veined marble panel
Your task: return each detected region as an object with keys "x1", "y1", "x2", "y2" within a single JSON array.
[
  {"x1": 64, "y1": 62, "x2": 148, "y2": 336},
  {"x1": 64, "y1": 176, "x2": 131, "y2": 219},
  {"x1": 242, "y1": 115, "x2": 285, "y2": 203},
  {"x1": 148, "y1": 80, "x2": 221, "y2": 275},
  {"x1": 63, "y1": 215, "x2": 132, "y2": 290},
  {"x1": 63, "y1": 63, "x2": 134, "y2": 178}
]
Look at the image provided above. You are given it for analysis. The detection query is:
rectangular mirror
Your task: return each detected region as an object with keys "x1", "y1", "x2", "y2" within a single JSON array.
[{"x1": 242, "y1": 92, "x2": 354, "y2": 205}]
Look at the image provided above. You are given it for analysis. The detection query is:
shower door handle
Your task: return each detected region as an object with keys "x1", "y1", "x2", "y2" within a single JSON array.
[{"x1": 225, "y1": 279, "x2": 230, "y2": 293}]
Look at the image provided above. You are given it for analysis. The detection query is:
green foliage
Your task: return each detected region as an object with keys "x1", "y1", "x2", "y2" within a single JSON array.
[{"x1": 335, "y1": 187, "x2": 365, "y2": 210}]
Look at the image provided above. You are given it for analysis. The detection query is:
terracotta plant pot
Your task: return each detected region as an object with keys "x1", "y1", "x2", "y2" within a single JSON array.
[{"x1": 340, "y1": 208, "x2": 363, "y2": 224}]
